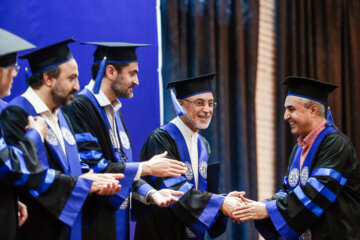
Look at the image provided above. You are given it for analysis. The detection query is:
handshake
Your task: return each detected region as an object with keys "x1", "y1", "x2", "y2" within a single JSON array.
[{"x1": 220, "y1": 192, "x2": 269, "y2": 223}]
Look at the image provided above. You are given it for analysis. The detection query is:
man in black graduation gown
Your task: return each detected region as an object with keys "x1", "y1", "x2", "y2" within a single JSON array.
[
  {"x1": 62, "y1": 42, "x2": 186, "y2": 240},
  {"x1": 0, "y1": 28, "x2": 50, "y2": 240},
  {"x1": 0, "y1": 39, "x2": 124, "y2": 240},
  {"x1": 134, "y1": 73, "x2": 244, "y2": 240},
  {"x1": 232, "y1": 77, "x2": 360, "y2": 240}
]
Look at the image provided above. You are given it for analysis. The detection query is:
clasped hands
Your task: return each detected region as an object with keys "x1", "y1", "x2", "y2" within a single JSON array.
[{"x1": 220, "y1": 192, "x2": 269, "y2": 223}]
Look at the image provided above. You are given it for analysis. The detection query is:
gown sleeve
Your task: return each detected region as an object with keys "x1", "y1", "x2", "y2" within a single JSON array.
[
  {"x1": 0, "y1": 127, "x2": 50, "y2": 188},
  {"x1": 0, "y1": 99, "x2": 50, "y2": 189},
  {"x1": 0, "y1": 105, "x2": 92, "y2": 227}
]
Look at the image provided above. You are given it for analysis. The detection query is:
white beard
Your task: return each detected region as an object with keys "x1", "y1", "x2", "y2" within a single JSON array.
[
  {"x1": 183, "y1": 113, "x2": 211, "y2": 130},
  {"x1": 195, "y1": 122, "x2": 210, "y2": 130}
]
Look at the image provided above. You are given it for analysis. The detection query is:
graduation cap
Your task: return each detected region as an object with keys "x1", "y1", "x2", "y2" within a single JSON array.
[
  {"x1": 20, "y1": 39, "x2": 75, "y2": 80},
  {"x1": 166, "y1": 73, "x2": 216, "y2": 116},
  {"x1": 81, "y1": 42, "x2": 151, "y2": 94},
  {"x1": 0, "y1": 28, "x2": 36, "y2": 67},
  {"x1": 282, "y1": 76, "x2": 339, "y2": 129}
]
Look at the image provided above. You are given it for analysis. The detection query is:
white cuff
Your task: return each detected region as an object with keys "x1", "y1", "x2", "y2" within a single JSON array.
[
  {"x1": 133, "y1": 163, "x2": 142, "y2": 180},
  {"x1": 132, "y1": 189, "x2": 157, "y2": 205}
]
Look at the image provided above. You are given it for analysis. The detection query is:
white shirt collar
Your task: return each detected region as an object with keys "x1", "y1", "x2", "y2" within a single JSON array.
[
  {"x1": 170, "y1": 117, "x2": 199, "y2": 189},
  {"x1": 85, "y1": 80, "x2": 122, "y2": 111},
  {"x1": 22, "y1": 87, "x2": 60, "y2": 116},
  {"x1": 171, "y1": 116, "x2": 198, "y2": 139}
]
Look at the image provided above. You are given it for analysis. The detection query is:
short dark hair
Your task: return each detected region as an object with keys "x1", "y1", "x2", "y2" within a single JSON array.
[
  {"x1": 28, "y1": 66, "x2": 61, "y2": 89},
  {"x1": 91, "y1": 62, "x2": 129, "y2": 80}
]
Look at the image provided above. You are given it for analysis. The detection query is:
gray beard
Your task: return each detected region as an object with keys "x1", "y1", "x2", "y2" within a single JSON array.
[{"x1": 183, "y1": 114, "x2": 211, "y2": 130}]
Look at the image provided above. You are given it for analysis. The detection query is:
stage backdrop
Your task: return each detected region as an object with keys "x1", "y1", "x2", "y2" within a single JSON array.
[{"x1": 0, "y1": 0, "x2": 162, "y2": 164}]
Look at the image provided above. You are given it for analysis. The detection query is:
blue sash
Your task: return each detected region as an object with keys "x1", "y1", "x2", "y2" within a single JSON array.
[
  {"x1": 0, "y1": 99, "x2": 7, "y2": 112},
  {"x1": 79, "y1": 88, "x2": 133, "y2": 240},
  {"x1": 8, "y1": 97, "x2": 49, "y2": 169},
  {"x1": 8, "y1": 96, "x2": 83, "y2": 240},
  {"x1": 162, "y1": 122, "x2": 211, "y2": 240},
  {"x1": 79, "y1": 88, "x2": 133, "y2": 163},
  {"x1": 285, "y1": 126, "x2": 336, "y2": 191},
  {"x1": 161, "y1": 122, "x2": 209, "y2": 191}
]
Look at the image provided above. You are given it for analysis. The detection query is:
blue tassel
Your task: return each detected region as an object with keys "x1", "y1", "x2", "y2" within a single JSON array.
[
  {"x1": 170, "y1": 89, "x2": 185, "y2": 116},
  {"x1": 325, "y1": 107, "x2": 338, "y2": 130},
  {"x1": 25, "y1": 67, "x2": 30, "y2": 88},
  {"x1": 93, "y1": 56, "x2": 107, "y2": 94}
]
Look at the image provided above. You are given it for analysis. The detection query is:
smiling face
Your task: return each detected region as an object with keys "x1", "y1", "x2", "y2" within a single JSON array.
[
  {"x1": 50, "y1": 59, "x2": 79, "y2": 106},
  {"x1": 180, "y1": 92, "x2": 214, "y2": 132},
  {"x1": 283, "y1": 95, "x2": 318, "y2": 137}
]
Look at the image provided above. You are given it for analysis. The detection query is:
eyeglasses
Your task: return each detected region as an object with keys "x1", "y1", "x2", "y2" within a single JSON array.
[
  {"x1": 182, "y1": 99, "x2": 217, "y2": 109},
  {"x1": 11, "y1": 63, "x2": 20, "y2": 76}
]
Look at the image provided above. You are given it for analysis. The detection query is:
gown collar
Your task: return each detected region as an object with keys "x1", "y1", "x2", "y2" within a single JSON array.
[{"x1": 85, "y1": 79, "x2": 122, "y2": 111}]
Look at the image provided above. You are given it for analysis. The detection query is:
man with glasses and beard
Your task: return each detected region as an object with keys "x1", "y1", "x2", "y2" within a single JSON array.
[
  {"x1": 135, "y1": 73, "x2": 244, "y2": 240},
  {"x1": 0, "y1": 28, "x2": 49, "y2": 240},
  {"x1": 0, "y1": 39, "x2": 124, "y2": 240}
]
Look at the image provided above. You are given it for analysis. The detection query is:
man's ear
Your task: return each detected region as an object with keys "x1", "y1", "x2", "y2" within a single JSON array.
[
  {"x1": 105, "y1": 65, "x2": 117, "y2": 81},
  {"x1": 310, "y1": 104, "x2": 319, "y2": 117},
  {"x1": 43, "y1": 72, "x2": 54, "y2": 87},
  {"x1": 0, "y1": 67, "x2": 5, "y2": 80},
  {"x1": 177, "y1": 99, "x2": 184, "y2": 106}
]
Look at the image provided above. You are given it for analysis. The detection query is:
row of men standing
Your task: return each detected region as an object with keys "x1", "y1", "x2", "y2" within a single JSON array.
[
  {"x1": 0, "y1": 28, "x2": 245, "y2": 240},
  {"x1": 1, "y1": 27, "x2": 360, "y2": 240}
]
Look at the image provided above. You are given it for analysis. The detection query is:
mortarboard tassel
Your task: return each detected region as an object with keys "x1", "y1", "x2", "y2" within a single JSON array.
[
  {"x1": 93, "y1": 56, "x2": 107, "y2": 94},
  {"x1": 170, "y1": 89, "x2": 185, "y2": 116},
  {"x1": 325, "y1": 107, "x2": 338, "y2": 131},
  {"x1": 25, "y1": 67, "x2": 30, "y2": 88}
]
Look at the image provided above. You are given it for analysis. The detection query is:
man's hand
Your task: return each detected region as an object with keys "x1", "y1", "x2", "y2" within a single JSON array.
[
  {"x1": 18, "y1": 201, "x2": 28, "y2": 226},
  {"x1": 80, "y1": 169, "x2": 124, "y2": 195},
  {"x1": 239, "y1": 195, "x2": 254, "y2": 204},
  {"x1": 226, "y1": 191, "x2": 247, "y2": 223},
  {"x1": 141, "y1": 151, "x2": 186, "y2": 177},
  {"x1": 150, "y1": 189, "x2": 184, "y2": 207},
  {"x1": 25, "y1": 116, "x2": 47, "y2": 139},
  {"x1": 232, "y1": 200, "x2": 269, "y2": 222},
  {"x1": 220, "y1": 196, "x2": 243, "y2": 217},
  {"x1": 227, "y1": 191, "x2": 246, "y2": 198}
]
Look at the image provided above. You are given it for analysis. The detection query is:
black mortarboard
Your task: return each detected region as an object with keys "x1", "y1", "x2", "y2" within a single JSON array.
[
  {"x1": 20, "y1": 39, "x2": 75, "y2": 75},
  {"x1": 0, "y1": 28, "x2": 36, "y2": 67},
  {"x1": 81, "y1": 42, "x2": 150, "y2": 93},
  {"x1": 167, "y1": 72, "x2": 216, "y2": 99},
  {"x1": 283, "y1": 76, "x2": 339, "y2": 129},
  {"x1": 83, "y1": 42, "x2": 150, "y2": 63},
  {"x1": 167, "y1": 73, "x2": 216, "y2": 116},
  {"x1": 282, "y1": 76, "x2": 338, "y2": 105}
]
